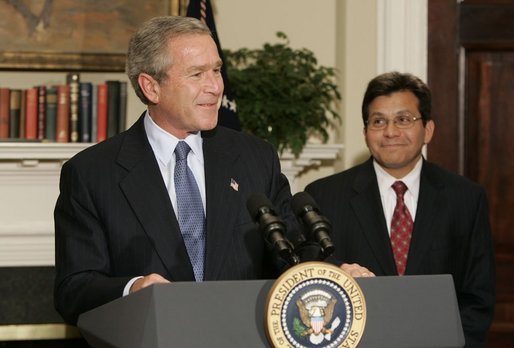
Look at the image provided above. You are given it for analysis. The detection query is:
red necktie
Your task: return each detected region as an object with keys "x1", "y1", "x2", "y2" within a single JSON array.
[{"x1": 390, "y1": 181, "x2": 413, "y2": 275}]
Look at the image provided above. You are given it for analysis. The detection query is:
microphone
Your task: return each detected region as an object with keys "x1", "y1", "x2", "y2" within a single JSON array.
[
  {"x1": 246, "y1": 193, "x2": 300, "y2": 267},
  {"x1": 291, "y1": 191, "x2": 335, "y2": 259}
]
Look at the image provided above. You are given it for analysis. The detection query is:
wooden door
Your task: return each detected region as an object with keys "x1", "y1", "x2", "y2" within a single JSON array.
[{"x1": 428, "y1": 1, "x2": 514, "y2": 346}]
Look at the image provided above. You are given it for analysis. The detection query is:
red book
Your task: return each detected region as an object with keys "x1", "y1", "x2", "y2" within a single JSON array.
[
  {"x1": 19, "y1": 88, "x2": 26, "y2": 138},
  {"x1": 0, "y1": 88, "x2": 9, "y2": 138},
  {"x1": 25, "y1": 87, "x2": 38, "y2": 140},
  {"x1": 96, "y1": 83, "x2": 108, "y2": 142},
  {"x1": 56, "y1": 85, "x2": 70, "y2": 143}
]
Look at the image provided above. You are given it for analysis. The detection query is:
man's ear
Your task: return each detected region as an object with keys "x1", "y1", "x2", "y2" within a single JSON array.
[{"x1": 138, "y1": 73, "x2": 160, "y2": 104}]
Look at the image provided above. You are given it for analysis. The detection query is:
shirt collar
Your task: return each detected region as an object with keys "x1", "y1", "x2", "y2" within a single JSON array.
[
  {"x1": 374, "y1": 157, "x2": 422, "y2": 196},
  {"x1": 144, "y1": 111, "x2": 204, "y2": 166}
]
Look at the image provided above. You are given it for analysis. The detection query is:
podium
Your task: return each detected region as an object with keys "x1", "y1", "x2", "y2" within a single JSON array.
[{"x1": 78, "y1": 275, "x2": 464, "y2": 347}]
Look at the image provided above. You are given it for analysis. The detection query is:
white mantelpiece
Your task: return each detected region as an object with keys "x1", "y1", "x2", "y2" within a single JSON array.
[
  {"x1": 279, "y1": 144, "x2": 342, "y2": 193},
  {"x1": 0, "y1": 143, "x2": 90, "y2": 267},
  {"x1": 0, "y1": 142, "x2": 341, "y2": 267}
]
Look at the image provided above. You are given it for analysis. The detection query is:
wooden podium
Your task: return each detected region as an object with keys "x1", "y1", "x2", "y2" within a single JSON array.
[{"x1": 78, "y1": 275, "x2": 464, "y2": 347}]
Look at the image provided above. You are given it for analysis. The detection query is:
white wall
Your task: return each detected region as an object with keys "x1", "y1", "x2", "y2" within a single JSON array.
[{"x1": 214, "y1": 0, "x2": 376, "y2": 190}]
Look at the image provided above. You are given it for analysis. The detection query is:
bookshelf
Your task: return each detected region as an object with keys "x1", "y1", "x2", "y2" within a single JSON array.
[{"x1": 0, "y1": 71, "x2": 144, "y2": 139}]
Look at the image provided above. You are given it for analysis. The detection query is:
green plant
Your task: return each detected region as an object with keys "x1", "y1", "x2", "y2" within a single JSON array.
[{"x1": 223, "y1": 32, "x2": 341, "y2": 156}]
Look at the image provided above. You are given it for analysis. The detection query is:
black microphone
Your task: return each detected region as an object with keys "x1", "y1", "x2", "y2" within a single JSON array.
[
  {"x1": 246, "y1": 193, "x2": 300, "y2": 267},
  {"x1": 291, "y1": 191, "x2": 335, "y2": 259}
]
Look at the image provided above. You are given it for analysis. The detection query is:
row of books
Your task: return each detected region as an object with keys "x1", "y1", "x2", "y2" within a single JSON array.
[{"x1": 0, "y1": 73, "x2": 128, "y2": 143}]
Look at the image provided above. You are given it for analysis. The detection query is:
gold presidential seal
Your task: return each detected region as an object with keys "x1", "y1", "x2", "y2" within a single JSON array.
[{"x1": 265, "y1": 261, "x2": 366, "y2": 348}]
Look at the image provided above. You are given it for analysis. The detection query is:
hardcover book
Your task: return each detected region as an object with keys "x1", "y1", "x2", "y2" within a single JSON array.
[
  {"x1": 45, "y1": 86, "x2": 57, "y2": 141},
  {"x1": 79, "y1": 82, "x2": 93, "y2": 143},
  {"x1": 56, "y1": 85, "x2": 70, "y2": 143},
  {"x1": 25, "y1": 87, "x2": 38, "y2": 140},
  {"x1": 96, "y1": 83, "x2": 108, "y2": 142},
  {"x1": 0, "y1": 88, "x2": 9, "y2": 138},
  {"x1": 37, "y1": 86, "x2": 47, "y2": 140},
  {"x1": 67, "y1": 73, "x2": 80, "y2": 143},
  {"x1": 106, "y1": 80, "x2": 121, "y2": 138},
  {"x1": 9, "y1": 89, "x2": 22, "y2": 139}
]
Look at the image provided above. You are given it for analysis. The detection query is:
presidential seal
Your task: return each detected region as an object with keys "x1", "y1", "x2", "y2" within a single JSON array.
[{"x1": 265, "y1": 262, "x2": 366, "y2": 348}]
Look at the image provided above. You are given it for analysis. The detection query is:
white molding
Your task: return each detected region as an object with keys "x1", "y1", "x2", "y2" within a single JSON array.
[
  {"x1": 377, "y1": 0, "x2": 427, "y2": 80},
  {"x1": 0, "y1": 142, "x2": 90, "y2": 161},
  {"x1": 0, "y1": 143, "x2": 89, "y2": 266},
  {"x1": 280, "y1": 143, "x2": 343, "y2": 193}
]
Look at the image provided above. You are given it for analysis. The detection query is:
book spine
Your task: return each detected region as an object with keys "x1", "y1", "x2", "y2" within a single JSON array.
[
  {"x1": 106, "y1": 80, "x2": 120, "y2": 138},
  {"x1": 118, "y1": 81, "x2": 127, "y2": 133},
  {"x1": 9, "y1": 89, "x2": 22, "y2": 138},
  {"x1": 56, "y1": 85, "x2": 70, "y2": 143},
  {"x1": 45, "y1": 86, "x2": 58, "y2": 141},
  {"x1": 25, "y1": 87, "x2": 38, "y2": 140},
  {"x1": 19, "y1": 89, "x2": 26, "y2": 139},
  {"x1": 79, "y1": 82, "x2": 92, "y2": 142},
  {"x1": 37, "y1": 86, "x2": 47, "y2": 140},
  {"x1": 0, "y1": 88, "x2": 10, "y2": 138},
  {"x1": 96, "y1": 83, "x2": 108, "y2": 142},
  {"x1": 67, "y1": 73, "x2": 80, "y2": 143},
  {"x1": 91, "y1": 84, "x2": 98, "y2": 143}
]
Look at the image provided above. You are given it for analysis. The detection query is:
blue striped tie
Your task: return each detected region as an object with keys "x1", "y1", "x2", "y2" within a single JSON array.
[{"x1": 174, "y1": 141, "x2": 205, "y2": 281}]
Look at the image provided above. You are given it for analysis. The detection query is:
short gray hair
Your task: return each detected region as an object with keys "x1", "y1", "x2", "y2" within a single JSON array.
[{"x1": 126, "y1": 16, "x2": 211, "y2": 104}]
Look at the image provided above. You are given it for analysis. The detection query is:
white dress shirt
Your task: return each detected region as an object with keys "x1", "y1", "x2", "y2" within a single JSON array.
[
  {"x1": 373, "y1": 158, "x2": 422, "y2": 235},
  {"x1": 123, "y1": 112, "x2": 206, "y2": 296}
]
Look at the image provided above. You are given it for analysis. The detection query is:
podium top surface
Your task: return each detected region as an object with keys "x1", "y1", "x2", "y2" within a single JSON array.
[{"x1": 79, "y1": 274, "x2": 464, "y2": 348}]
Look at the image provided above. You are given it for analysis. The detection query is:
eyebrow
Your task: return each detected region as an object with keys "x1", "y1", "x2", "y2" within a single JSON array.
[
  {"x1": 185, "y1": 60, "x2": 223, "y2": 74},
  {"x1": 369, "y1": 110, "x2": 414, "y2": 117}
]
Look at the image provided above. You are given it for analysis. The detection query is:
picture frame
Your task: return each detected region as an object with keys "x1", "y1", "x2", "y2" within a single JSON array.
[{"x1": 0, "y1": 0, "x2": 188, "y2": 72}]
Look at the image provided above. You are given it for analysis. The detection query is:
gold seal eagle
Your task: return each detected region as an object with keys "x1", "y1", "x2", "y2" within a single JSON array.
[{"x1": 296, "y1": 290, "x2": 337, "y2": 336}]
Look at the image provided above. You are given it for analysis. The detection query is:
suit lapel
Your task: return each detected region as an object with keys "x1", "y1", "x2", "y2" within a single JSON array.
[
  {"x1": 117, "y1": 116, "x2": 195, "y2": 281},
  {"x1": 405, "y1": 161, "x2": 445, "y2": 274},
  {"x1": 201, "y1": 128, "x2": 241, "y2": 279},
  {"x1": 350, "y1": 160, "x2": 398, "y2": 275}
]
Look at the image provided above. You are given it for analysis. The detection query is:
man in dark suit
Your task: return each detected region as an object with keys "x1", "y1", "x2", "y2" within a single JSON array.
[
  {"x1": 305, "y1": 72, "x2": 495, "y2": 347},
  {"x1": 54, "y1": 16, "x2": 295, "y2": 324}
]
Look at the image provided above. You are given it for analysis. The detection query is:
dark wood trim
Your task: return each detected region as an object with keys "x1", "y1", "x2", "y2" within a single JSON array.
[{"x1": 427, "y1": 0, "x2": 461, "y2": 173}]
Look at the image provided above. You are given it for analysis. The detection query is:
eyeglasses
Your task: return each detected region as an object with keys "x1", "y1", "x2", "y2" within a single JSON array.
[{"x1": 366, "y1": 114, "x2": 422, "y2": 130}]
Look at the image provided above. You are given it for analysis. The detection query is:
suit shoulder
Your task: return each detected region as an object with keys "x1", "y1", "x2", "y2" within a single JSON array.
[
  {"x1": 65, "y1": 132, "x2": 125, "y2": 169},
  {"x1": 423, "y1": 161, "x2": 484, "y2": 191},
  {"x1": 306, "y1": 162, "x2": 367, "y2": 193},
  {"x1": 205, "y1": 126, "x2": 277, "y2": 154}
]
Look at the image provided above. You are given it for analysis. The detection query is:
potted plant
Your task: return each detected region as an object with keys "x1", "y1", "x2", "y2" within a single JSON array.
[{"x1": 223, "y1": 32, "x2": 341, "y2": 156}]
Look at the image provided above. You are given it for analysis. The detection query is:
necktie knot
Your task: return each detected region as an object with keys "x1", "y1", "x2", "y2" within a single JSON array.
[
  {"x1": 392, "y1": 181, "x2": 408, "y2": 197},
  {"x1": 175, "y1": 141, "x2": 191, "y2": 161}
]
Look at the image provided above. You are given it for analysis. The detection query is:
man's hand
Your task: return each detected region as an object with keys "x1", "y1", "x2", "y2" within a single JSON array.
[
  {"x1": 340, "y1": 263, "x2": 376, "y2": 278},
  {"x1": 130, "y1": 273, "x2": 170, "y2": 294}
]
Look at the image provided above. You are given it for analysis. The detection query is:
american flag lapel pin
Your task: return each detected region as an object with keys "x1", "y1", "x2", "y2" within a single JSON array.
[{"x1": 230, "y1": 178, "x2": 239, "y2": 192}]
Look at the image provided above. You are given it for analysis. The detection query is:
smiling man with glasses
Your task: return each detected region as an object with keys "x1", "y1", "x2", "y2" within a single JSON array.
[{"x1": 305, "y1": 71, "x2": 495, "y2": 347}]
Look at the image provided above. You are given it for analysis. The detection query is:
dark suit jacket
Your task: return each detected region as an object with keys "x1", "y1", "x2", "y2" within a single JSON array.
[
  {"x1": 305, "y1": 158, "x2": 495, "y2": 348},
  {"x1": 54, "y1": 115, "x2": 295, "y2": 324}
]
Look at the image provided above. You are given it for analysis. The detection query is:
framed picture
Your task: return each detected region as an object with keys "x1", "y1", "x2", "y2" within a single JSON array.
[{"x1": 0, "y1": 0, "x2": 187, "y2": 72}]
